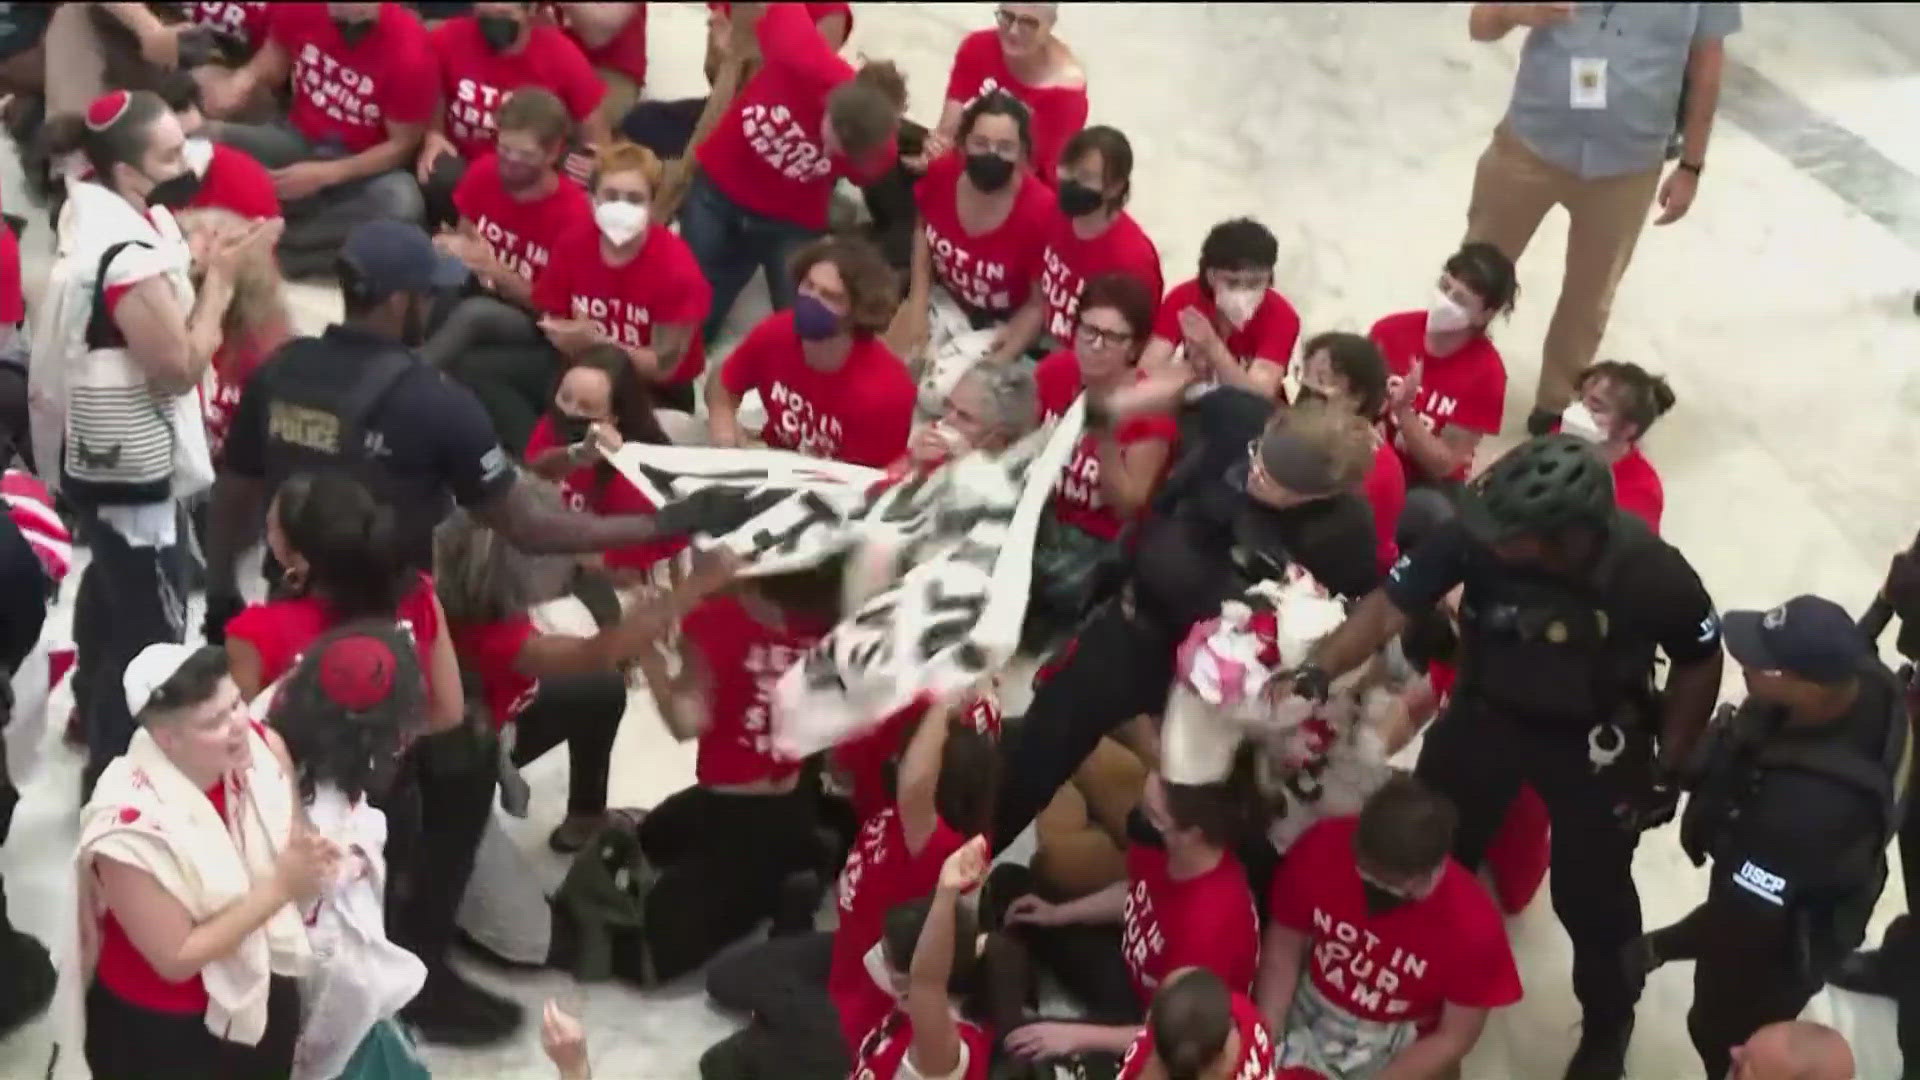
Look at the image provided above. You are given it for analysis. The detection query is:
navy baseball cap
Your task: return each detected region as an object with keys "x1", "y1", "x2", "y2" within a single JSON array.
[
  {"x1": 1722, "y1": 595, "x2": 1868, "y2": 684},
  {"x1": 339, "y1": 220, "x2": 469, "y2": 297}
]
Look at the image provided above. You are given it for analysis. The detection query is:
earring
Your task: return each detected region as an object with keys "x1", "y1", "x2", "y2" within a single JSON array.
[{"x1": 282, "y1": 565, "x2": 307, "y2": 592}]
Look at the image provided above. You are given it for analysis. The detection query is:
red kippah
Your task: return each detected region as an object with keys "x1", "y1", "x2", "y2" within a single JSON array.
[
  {"x1": 318, "y1": 635, "x2": 398, "y2": 711},
  {"x1": 86, "y1": 90, "x2": 132, "y2": 132}
]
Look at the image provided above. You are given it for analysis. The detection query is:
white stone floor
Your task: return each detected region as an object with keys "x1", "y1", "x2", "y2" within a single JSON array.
[{"x1": 3, "y1": 2, "x2": 1920, "y2": 1077}]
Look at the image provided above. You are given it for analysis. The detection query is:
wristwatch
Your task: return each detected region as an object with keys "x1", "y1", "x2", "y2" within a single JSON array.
[{"x1": 1678, "y1": 160, "x2": 1704, "y2": 177}]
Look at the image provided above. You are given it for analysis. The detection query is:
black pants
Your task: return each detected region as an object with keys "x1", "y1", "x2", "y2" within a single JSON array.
[
  {"x1": 618, "y1": 96, "x2": 706, "y2": 161},
  {"x1": 858, "y1": 120, "x2": 928, "y2": 275},
  {"x1": 422, "y1": 151, "x2": 468, "y2": 232},
  {"x1": 1415, "y1": 697, "x2": 1647, "y2": 1030},
  {"x1": 75, "y1": 511, "x2": 188, "y2": 798},
  {"x1": 420, "y1": 295, "x2": 556, "y2": 456},
  {"x1": 1653, "y1": 900, "x2": 1823, "y2": 1077},
  {"x1": 85, "y1": 975, "x2": 300, "y2": 1080},
  {"x1": 638, "y1": 783, "x2": 821, "y2": 982},
  {"x1": 701, "y1": 930, "x2": 848, "y2": 1080},
  {"x1": 993, "y1": 600, "x2": 1178, "y2": 852},
  {"x1": 511, "y1": 671, "x2": 624, "y2": 815},
  {"x1": 1864, "y1": 792, "x2": 1920, "y2": 1065},
  {"x1": 375, "y1": 726, "x2": 498, "y2": 974}
]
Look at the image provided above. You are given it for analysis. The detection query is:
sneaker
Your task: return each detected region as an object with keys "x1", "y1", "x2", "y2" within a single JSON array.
[
  {"x1": 0, "y1": 932, "x2": 54, "y2": 1040},
  {"x1": 401, "y1": 970, "x2": 523, "y2": 1047},
  {"x1": 1526, "y1": 408, "x2": 1559, "y2": 437},
  {"x1": 1563, "y1": 1015, "x2": 1634, "y2": 1080}
]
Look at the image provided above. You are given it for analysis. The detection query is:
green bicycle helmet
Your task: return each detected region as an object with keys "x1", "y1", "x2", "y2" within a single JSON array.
[{"x1": 1461, "y1": 434, "x2": 1615, "y2": 541}]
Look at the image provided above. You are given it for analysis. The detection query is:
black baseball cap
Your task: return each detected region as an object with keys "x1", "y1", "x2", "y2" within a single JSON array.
[
  {"x1": 1722, "y1": 595, "x2": 1868, "y2": 684},
  {"x1": 339, "y1": 220, "x2": 469, "y2": 298}
]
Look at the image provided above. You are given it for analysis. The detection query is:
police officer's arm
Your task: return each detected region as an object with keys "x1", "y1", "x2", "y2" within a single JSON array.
[
  {"x1": 1629, "y1": 546, "x2": 1725, "y2": 771},
  {"x1": 1307, "y1": 524, "x2": 1473, "y2": 681},
  {"x1": 1701, "y1": 773, "x2": 1876, "y2": 942},
  {"x1": 477, "y1": 476, "x2": 692, "y2": 554}
]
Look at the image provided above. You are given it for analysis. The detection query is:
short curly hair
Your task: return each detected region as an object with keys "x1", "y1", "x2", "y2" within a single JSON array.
[
  {"x1": 591, "y1": 140, "x2": 664, "y2": 196},
  {"x1": 269, "y1": 621, "x2": 427, "y2": 803},
  {"x1": 789, "y1": 236, "x2": 899, "y2": 334}
]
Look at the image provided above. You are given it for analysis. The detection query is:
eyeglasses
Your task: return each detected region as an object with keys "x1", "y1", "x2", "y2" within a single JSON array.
[
  {"x1": 1075, "y1": 323, "x2": 1133, "y2": 350},
  {"x1": 495, "y1": 147, "x2": 546, "y2": 169},
  {"x1": 994, "y1": 8, "x2": 1045, "y2": 34}
]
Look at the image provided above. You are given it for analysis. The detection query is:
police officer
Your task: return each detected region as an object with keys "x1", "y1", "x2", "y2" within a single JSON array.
[
  {"x1": 1278, "y1": 435, "x2": 1724, "y2": 1080},
  {"x1": 1638, "y1": 595, "x2": 1904, "y2": 1078}
]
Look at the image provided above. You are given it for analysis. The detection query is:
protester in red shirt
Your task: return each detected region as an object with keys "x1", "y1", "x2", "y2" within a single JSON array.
[
  {"x1": 550, "y1": 2, "x2": 649, "y2": 129},
  {"x1": 1369, "y1": 242, "x2": 1517, "y2": 487},
  {"x1": 708, "y1": 237, "x2": 916, "y2": 468},
  {"x1": 928, "y1": 5, "x2": 1087, "y2": 182},
  {"x1": 1117, "y1": 968, "x2": 1280, "y2": 1080},
  {"x1": 200, "y1": 2, "x2": 437, "y2": 276},
  {"x1": 441, "y1": 87, "x2": 594, "y2": 309},
  {"x1": 1145, "y1": 219, "x2": 1301, "y2": 402},
  {"x1": 988, "y1": 126, "x2": 1161, "y2": 365},
  {"x1": 534, "y1": 141, "x2": 712, "y2": 412},
  {"x1": 1258, "y1": 778, "x2": 1522, "y2": 1080},
  {"x1": 1296, "y1": 331, "x2": 1404, "y2": 576},
  {"x1": 682, "y1": 1, "x2": 904, "y2": 342},
  {"x1": 884, "y1": 91, "x2": 1055, "y2": 369},
  {"x1": 1559, "y1": 360, "x2": 1675, "y2": 534},
  {"x1": 994, "y1": 772, "x2": 1260, "y2": 1069},
  {"x1": 189, "y1": 1, "x2": 274, "y2": 57},
  {"x1": 156, "y1": 73, "x2": 279, "y2": 221},
  {"x1": 889, "y1": 363, "x2": 1041, "y2": 491},
  {"x1": 174, "y1": 205, "x2": 292, "y2": 464},
  {"x1": 415, "y1": 2, "x2": 609, "y2": 228}
]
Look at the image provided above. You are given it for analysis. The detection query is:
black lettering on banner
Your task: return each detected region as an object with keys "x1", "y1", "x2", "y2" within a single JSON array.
[
  {"x1": 847, "y1": 632, "x2": 891, "y2": 673},
  {"x1": 938, "y1": 503, "x2": 1015, "y2": 537},
  {"x1": 949, "y1": 538, "x2": 999, "y2": 573},
  {"x1": 852, "y1": 596, "x2": 899, "y2": 629},
  {"x1": 802, "y1": 642, "x2": 845, "y2": 693},
  {"x1": 1285, "y1": 755, "x2": 1330, "y2": 805},
  {"x1": 953, "y1": 641, "x2": 988, "y2": 674},
  {"x1": 747, "y1": 492, "x2": 840, "y2": 556},
  {"x1": 917, "y1": 578, "x2": 988, "y2": 659}
]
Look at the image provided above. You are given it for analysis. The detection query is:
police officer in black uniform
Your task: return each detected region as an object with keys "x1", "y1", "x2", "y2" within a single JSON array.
[
  {"x1": 0, "y1": 504, "x2": 52, "y2": 1037},
  {"x1": 1633, "y1": 594, "x2": 1905, "y2": 1078},
  {"x1": 203, "y1": 220, "x2": 740, "y2": 1046},
  {"x1": 1279, "y1": 435, "x2": 1725, "y2": 1080}
]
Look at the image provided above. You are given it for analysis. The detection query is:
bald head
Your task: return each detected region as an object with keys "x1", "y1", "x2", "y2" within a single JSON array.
[{"x1": 1729, "y1": 1021, "x2": 1854, "y2": 1080}]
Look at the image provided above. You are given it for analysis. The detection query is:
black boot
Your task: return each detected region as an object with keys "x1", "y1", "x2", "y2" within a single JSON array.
[
  {"x1": 1563, "y1": 1015, "x2": 1634, "y2": 1080},
  {"x1": 400, "y1": 966, "x2": 523, "y2": 1047},
  {"x1": 1832, "y1": 916, "x2": 1915, "y2": 997},
  {"x1": 0, "y1": 874, "x2": 53, "y2": 1041}
]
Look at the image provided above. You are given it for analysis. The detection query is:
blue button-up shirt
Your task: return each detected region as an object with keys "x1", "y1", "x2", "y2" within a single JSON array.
[{"x1": 1505, "y1": 2, "x2": 1742, "y2": 179}]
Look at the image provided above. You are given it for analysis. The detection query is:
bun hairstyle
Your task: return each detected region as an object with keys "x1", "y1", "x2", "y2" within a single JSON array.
[
  {"x1": 270, "y1": 620, "x2": 428, "y2": 802},
  {"x1": 1578, "y1": 360, "x2": 1677, "y2": 440},
  {"x1": 433, "y1": 481, "x2": 576, "y2": 626},
  {"x1": 274, "y1": 473, "x2": 410, "y2": 621},
  {"x1": 41, "y1": 89, "x2": 169, "y2": 192}
]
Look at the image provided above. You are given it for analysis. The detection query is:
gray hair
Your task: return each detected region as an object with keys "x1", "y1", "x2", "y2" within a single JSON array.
[
  {"x1": 955, "y1": 362, "x2": 1041, "y2": 445},
  {"x1": 433, "y1": 480, "x2": 577, "y2": 626}
]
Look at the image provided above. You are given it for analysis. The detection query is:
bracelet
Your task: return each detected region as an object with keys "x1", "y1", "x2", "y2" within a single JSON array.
[{"x1": 1678, "y1": 160, "x2": 1704, "y2": 177}]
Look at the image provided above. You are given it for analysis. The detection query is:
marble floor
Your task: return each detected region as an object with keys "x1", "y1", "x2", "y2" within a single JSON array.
[{"x1": 3, "y1": 2, "x2": 1920, "y2": 1077}]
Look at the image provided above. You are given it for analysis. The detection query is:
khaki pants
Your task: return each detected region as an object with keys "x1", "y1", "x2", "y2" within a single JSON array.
[
  {"x1": 595, "y1": 66, "x2": 639, "y2": 133},
  {"x1": 1466, "y1": 123, "x2": 1664, "y2": 414},
  {"x1": 1032, "y1": 736, "x2": 1147, "y2": 896}
]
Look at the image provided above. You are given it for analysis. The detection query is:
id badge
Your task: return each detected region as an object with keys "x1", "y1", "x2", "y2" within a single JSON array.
[{"x1": 1571, "y1": 56, "x2": 1608, "y2": 109}]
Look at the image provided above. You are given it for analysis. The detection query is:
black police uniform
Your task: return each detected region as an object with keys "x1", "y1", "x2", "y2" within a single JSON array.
[
  {"x1": 1382, "y1": 510, "x2": 1720, "y2": 1034},
  {"x1": 1665, "y1": 652, "x2": 1904, "y2": 1077},
  {"x1": 0, "y1": 506, "x2": 52, "y2": 1036}
]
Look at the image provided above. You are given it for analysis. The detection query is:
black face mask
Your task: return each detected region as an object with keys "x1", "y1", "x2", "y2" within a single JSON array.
[
  {"x1": 550, "y1": 411, "x2": 593, "y2": 445},
  {"x1": 333, "y1": 16, "x2": 376, "y2": 47},
  {"x1": 1056, "y1": 179, "x2": 1104, "y2": 218},
  {"x1": 963, "y1": 152, "x2": 1016, "y2": 193},
  {"x1": 476, "y1": 12, "x2": 522, "y2": 52},
  {"x1": 146, "y1": 168, "x2": 203, "y2": 210},
  {"x1": 1362, "y1": 881, "x2": 1413, "y2": 917}
]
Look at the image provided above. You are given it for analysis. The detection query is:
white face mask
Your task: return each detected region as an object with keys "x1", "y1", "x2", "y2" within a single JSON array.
[
  {"x1": 182, "y1": 136, "x2": 214, "y2": 178},
  {"x1": 594, "y1": 200, "x2": 648, "y2": 246},
  {"x1": 1426, "y1": 289, "x2": 1473, "y2": 334},
  {"x1": 1215, "y1": 287, "x2": 1262, "y2": 330},
  {"x1": 1560, "y1": 400, "x2": 1608, "y2": 443}
]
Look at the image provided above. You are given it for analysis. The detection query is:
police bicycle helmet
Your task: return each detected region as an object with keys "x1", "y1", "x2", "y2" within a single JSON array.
[{"x1": 1461, "y1": 434, "x2": 1615, "y2": 541}]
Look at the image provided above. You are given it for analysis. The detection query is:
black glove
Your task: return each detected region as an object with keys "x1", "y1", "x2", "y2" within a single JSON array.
[
  {"x1": 650, "y1": 487, "x2": 762, "y2": 540},
  {"x1": 202, "y1": 591, "x2": 244, "y2": 646},
  {"x1": 1287, "y1": 663, "x2": 1331, "y2": 705},
  {"x1": 1616, "y1": 772, "x2": 1681, "y2": 834}
]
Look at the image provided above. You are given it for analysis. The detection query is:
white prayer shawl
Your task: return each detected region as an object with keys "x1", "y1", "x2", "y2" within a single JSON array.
[
  {"x1": 606, "y1": 399, "x2": 1086, "y2": 757},
  {"x1": 292, "y1": 786, "x2": 426, "y2": 1080},
  {"x1": 72, "y1": 724, "x2": 311, "y2": 1047}
]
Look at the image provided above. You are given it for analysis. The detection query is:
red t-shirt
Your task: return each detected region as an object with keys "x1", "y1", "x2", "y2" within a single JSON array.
[
  {"x1": 561, "y1": 3, "x2": 647, "y2": 85},
  {"x1": 187, "y1": 143, "x2": 280, "y2": 221},
  {"x1": 943, "y1": 29, "x2": 1089, "y2": 181},
  {"x1": 1362, "y1": 440, "x2": 1406, "y2": 576},
  {"x1": 1155, "y1": 278, "x2": 1300, "y2": 376},
  {"x1": 1038, "y1": 213, "x2": 1162, "y2": 344},
  {"x1": 694, "y1": 2, "x2": 893, "y2": 231},
  {"x1": 95, "y1": 781, "x2": 230, "y2": 1013},
  {"x1": 853, "y1": 1010, "x2": 994, "y2": 1080},
  {"x1": 224, "y1": 573, "x2": 442, "y2": 689},
  {"x1": 912, "y1": 151, "x2": 1054, "y2": 317},
  {"x1": 207, "y1": 317, "x2": 292, "y2": 462},
  {"x1": 709, "y1": 1, "x2": 854, "y2": 34},
  {"x1": 1613, "y1": 446, "x2": 1664, "y2": 534},
  {"x1": 431, "y1": 16, "x2": 604, "y2": 161},
  {"x1": 1268, "y1": 817, "x2": 1521, "y2": 1067},
  {"x1": 270, "y1": 2, "x2": 438, "y2": 153},
  {"x1": 0, "y1": 214, "x2": 21, "y2": 326},
  {"x1": 680, "y1": 596, "x2": 818, "y2": 787},
  {"x1": 532, "y1": 222, "x2": 712, "y2": 385},
  {"x1": 830, "y1": 807, "x2": 968, "y2": 1052},
  {"x1": 523, "y1": 414, "x2": 601, "y2": 513},
  {"x1": 1123, "y1": 843, "x2": 1259, "y2": 1003},
  {"x1": 1367, "y1": 311, "x2": 1508, "y2": 483},
  {"x1": 721, "y1": 312, "x2": 915, "y2": 468},
  {"x1": 191, "y1": 1, "x2": 272, "y2": 48},
  {"x1": 455, "y1": 154, "x2": 594, "y2": 285},
  {"x1": 450, "y1": 614, "x2": 540, "y2": 727},
  {"x1": 1034, "y1": 350, "x2": 1177, "y2": 541},
  {"x1": 1118, "y1": 992, "x2": 1278, "y2": 1080}
]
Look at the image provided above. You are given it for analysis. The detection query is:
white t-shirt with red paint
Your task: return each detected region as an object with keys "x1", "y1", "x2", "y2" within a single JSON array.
[
  {"x1": 430, "y1": 15, "x2": 605, "y2": 161},
  {"x1": 269, "y1": 3, "x2": 438, "y2": 154},
  {"x1": 851, "y1": 1010, "x2": 993, "y2": 1080},
  {"x1": 1123, "y1": 841, "x2": 1261, "y2": 1003},
  {"x1": 1155, "y1": 278, "x2": 1301, "y2": 377},
  {"x1": 720, "y1": 312, "x2": 915, "y2": 468},
  {"x1": 1034, "y1": 350, "x2": 1178, "y2": 542},
  {"x1": 1118, "y1": 991, "x2": 1279, "y2": 1080},
  {"x1": 942, "y1": 29, "x2": 1090, "y2": 181},
  {"x1": 679, "y1": 596, "x2": 820, "y2": 788},
  {"x1": 1038, "y1": 212, "x2": 1163, "y2": 343},
  {"x1": 1366, "y1": 310, "x2": 1507, "y2": 483},
  {"x1": 1267, "y1": 817, "x2": 1521, "y2": 1080},
  {"x1": 532, "y1": 222, "x2": 713, "y2": 385},
  {"x1": 453, "y1": 155, "x2": 593, "y2": 284},
  {"x1": 912, "y1": 151, "x2": 1055, "y2": 318}
]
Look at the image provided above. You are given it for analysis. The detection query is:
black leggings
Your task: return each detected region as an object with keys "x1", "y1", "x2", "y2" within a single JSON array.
[
  {"x1": 85, "y1": 975, "x2": 300, "y2": 1080},
  {"x1": 511, "y1": 671, "x2": 624, "y2": 816},
  {"x1": 376, "y1": 727, "x2": 497, "y2": 974},
  {"x1": 700, "y1": 931, "x2": 848, "y2": 1080},
  {"x1": 420, "y1": 295, "x2": 556, "y2": 456}
]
